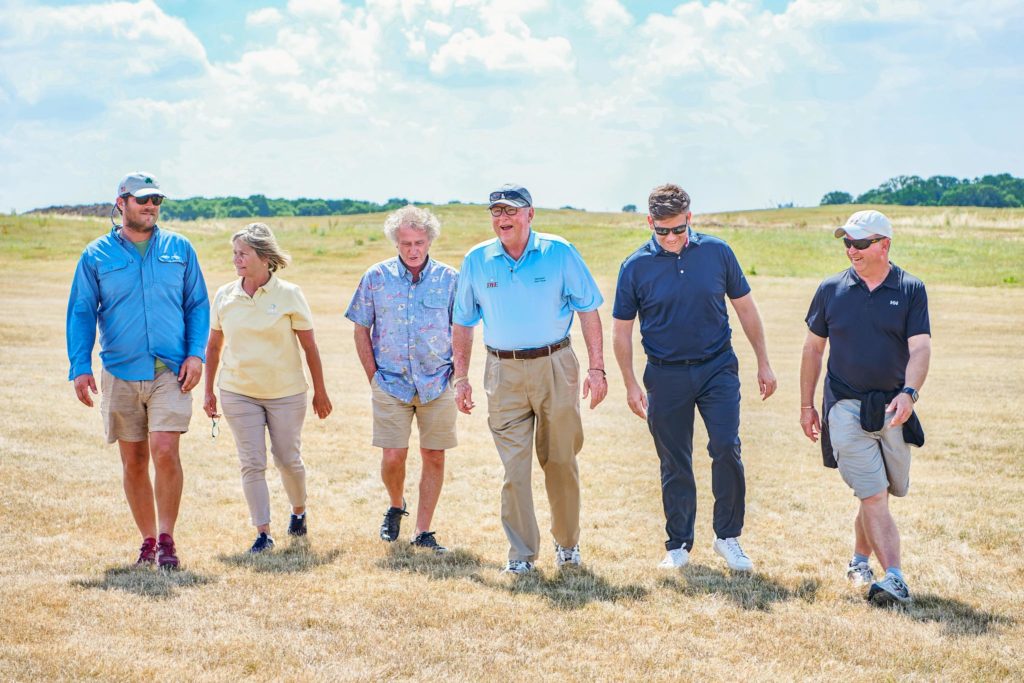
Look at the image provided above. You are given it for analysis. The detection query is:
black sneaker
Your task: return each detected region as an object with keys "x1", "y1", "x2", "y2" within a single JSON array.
[
  {"x1": 411, "y1": 531, "x2": 449, "y2": 554},
  {"x1": 379, "y1": 500, "x2": 408, "y2": 542},
  {"x1": 250, "y1": 532, "x2": 275, "y2": 554},
  {"x1": 288, "y1": 513, "x2": 307, "y2": 537}
]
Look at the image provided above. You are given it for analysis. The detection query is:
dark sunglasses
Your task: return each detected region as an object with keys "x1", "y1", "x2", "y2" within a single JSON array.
[
  {"x1": 653, "y1": 222, "x2": 688, "y2": 236},
  {"x1": 489, "y1": 190, "x2": 527, "y2": 204},
  {"x1": 842, "y1": 236, "x2": 884, "y2": 250},
  {"x1": 123, "y1": 194, "x2": 163, "y2": 206},
  {"x1": 489, "y1": 206, "x2": 519, "y2": 217}
]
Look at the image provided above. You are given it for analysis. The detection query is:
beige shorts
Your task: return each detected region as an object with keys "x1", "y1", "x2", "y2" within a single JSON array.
[
  {"x1": 371, "y1": 379, "x2": 457, "y2": 450},
  {"x1": 828, "y1": 398, "x2": 911, "y2": 499},
  {"x1": 100, "y1": 368, "x2": 193, "y2": 444}
]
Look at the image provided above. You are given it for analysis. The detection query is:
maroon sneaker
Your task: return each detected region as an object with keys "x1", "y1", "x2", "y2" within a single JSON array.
[
  {"x1": 157, "y1": 533, "x2": 179, "y2": 569},
  {"x1": 136, "y1": 537, "x2": 157, "y2": 565}
]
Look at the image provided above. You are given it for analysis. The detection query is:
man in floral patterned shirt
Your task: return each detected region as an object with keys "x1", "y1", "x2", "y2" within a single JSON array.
[{"x1": 346, "y1": 205, "x2": 458, "y2": 554}]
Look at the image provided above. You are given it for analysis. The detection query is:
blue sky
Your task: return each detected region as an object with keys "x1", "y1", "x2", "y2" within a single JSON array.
[{"x1": 1, "y1": 0, "x2": 1022, "y2": 214}]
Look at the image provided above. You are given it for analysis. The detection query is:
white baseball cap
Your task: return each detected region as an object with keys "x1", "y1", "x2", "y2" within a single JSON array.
[
  {"x1": 117, "y1": 172, "x2": 165, "y2": 199},
  {"x1": 834, "y1": 210, "x2": 893, "y2": 240}
]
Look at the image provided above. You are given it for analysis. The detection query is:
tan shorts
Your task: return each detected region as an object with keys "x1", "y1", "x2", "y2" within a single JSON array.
[
  {"x1": 371, "y1": 379, "x2": 457, "y2": 450},
  {"x1": 100, "y1": 368, "x2": 193, "y2": 444},
  {"x1": 828, "y1": 398, "x2": 912, "y2": 499}
]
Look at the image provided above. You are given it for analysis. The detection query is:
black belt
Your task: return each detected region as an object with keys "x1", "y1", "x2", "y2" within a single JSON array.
[
  {"x1": 647, "y1": 344, "x2": 731, "y2": 367},
  {"x1": 487, "y1": 337, "x2": 571, "y2": 360}
]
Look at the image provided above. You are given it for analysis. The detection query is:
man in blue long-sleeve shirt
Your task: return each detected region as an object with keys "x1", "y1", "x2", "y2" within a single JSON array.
[{"x1": 66, "y1": 172, "x2": 210, "y2": 569}]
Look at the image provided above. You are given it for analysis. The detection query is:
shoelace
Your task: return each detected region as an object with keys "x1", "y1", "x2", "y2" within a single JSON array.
[
  {"x1": 416, "y1": 532, "x2": 437, "y2": 545},
  {"x1": 725, "y1": 539, "x2": 748, "y2": 558}
]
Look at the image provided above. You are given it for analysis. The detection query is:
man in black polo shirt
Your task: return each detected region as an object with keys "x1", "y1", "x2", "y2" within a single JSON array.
[
  {"x1": 800, "y1": 209, "x2": 930, "y2": 607},
  {"x1": 612, "y1": 183, "x2": 777, "y2": 572}
]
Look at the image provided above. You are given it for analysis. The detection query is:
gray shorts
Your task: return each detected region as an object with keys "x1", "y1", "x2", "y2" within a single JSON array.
[{"x1": 828, "y1": 398, "x2": 911, "y2": 499}]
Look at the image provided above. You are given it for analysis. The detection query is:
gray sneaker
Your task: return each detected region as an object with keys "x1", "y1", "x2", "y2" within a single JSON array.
[
  {"x1": 554, "y1": 543, "x2": 581, "y2": 568},
  {"x1": 501, "y1": 559, "x2": 535, "y2": 575},
  {"x1": 868, "y1": 572, "x2": 912, "y2": 606},
  {"x1": 846, "y1": 560, "x2": 874, "y2": 585}
]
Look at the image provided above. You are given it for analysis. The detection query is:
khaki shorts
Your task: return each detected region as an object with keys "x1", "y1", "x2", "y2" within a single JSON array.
[
  {"x1": 828, "y1": 398, "x2": 911, "y2": 499},
  {"x1": 100, "y1": 368, "x2": 193, "y2": 444},
  {"x1": 371, "y1": 379, "x2": 457, "y2": 450}
]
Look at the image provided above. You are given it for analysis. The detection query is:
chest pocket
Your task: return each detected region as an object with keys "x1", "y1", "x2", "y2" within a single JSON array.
[
  {"x1": 156, "y1": 253, "x2": 186, "y2": 291},
  {"x1": 96, "y1": 259, "x2": 132, "y2": 299},
  {"x1": 422, "y1": 293, "x2": 448, "y2": 310}
]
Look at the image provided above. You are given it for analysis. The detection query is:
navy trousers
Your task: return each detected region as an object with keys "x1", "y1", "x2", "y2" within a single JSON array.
[{"x1": 644, "y1": 350, "x2": 744, "y2": 551}]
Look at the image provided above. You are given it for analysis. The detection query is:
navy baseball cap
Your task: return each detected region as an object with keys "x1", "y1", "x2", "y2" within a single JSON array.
[{"x1": 488, "y1": 183, "x2": 532, "y2": 208}]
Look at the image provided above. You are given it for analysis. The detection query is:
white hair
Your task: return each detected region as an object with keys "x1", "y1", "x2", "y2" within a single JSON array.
[{"x1": 383, "y1": 205, "x2": 441, "y2": 245}]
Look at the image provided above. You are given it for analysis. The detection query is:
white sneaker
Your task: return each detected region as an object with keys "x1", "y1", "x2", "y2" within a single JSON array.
[
  {"x1": 501, "y1": 559, "x2": 535, "y2": 575},
  {"x1": 658, "y1": 547, "x2": 690, "y2": 569},
  {"x1": 713, "y1": 537, "x2": 753, "y2": 572},
  {"x1": 554, "y1": 543, "x2": 581, "y2": 568},
  {"x1": 846, "y1": 560, "x2": 874, "y2": 586}
]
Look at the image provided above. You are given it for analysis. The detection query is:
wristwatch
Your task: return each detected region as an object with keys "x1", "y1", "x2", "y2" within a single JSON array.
[{"x1": 901, "y1": 387, "x2": 919, "y2": 403}]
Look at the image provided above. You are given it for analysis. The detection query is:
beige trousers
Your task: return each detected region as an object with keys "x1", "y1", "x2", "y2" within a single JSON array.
[
  {"x1": 484, "y1": 346, "x2": 584, "y2": 562},
  {"x1": 220, "y1": 390, "x2": 307, "y2": 528}
]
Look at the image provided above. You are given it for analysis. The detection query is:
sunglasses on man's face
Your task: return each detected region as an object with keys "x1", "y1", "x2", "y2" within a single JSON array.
[
  {"x1": 124, "y1": 194, "x2": 163, "y2": 206},
  {"x1": 489, "y1": 206, "x2": 519, "y2": 217},
  {"x1": 842, "y1": 236, "x2": 884, "y2": 250},
  {"x1": 653, "y1": 222, "x2": 688, "y2": 236}
]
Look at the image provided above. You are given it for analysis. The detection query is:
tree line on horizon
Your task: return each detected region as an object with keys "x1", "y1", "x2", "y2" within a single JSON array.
[
  {"x1": 821, "y1": 173, "x2": 1024, "y2": 208},
  {"x1": 24, "y1": 195, "x2": 415, "y2": 220}
]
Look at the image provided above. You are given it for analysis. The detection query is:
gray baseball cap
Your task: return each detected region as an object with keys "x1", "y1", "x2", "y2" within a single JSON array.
[
  {"x1": 834, "y1": 210, "x2": 893, "y2": 240},
  {"x1": 488, "y1": 183, "x2": 532, "y2": 208},
  {"x1": 117, "y1": 172, "x2": 165, "y2": 199}
]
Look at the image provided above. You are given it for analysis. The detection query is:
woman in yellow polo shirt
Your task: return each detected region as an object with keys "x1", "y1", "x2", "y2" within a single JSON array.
[{"x1": 203, "y1": 223, "x2": 332, "y2": 553}]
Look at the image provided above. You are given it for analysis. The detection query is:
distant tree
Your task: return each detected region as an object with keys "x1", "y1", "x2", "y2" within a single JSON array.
[
  {"x1": 820, "y1": 191, "x2": 853, "y2": 206},
  {"x1": 939, "y1": 184, "x2": 1021, "y2": 208},
  {"x1": 622, "y1": 204, "x2": 637, "y2": 213},
  {"x1": 248, "y1": 194, "x2": 272, "y2": 217}
]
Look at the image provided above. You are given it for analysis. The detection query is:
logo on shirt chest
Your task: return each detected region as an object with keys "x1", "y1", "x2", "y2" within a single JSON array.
[
  {"x1": 534, "y1": 276, "x2": 546, "y2": 283},
  {"x1": 889, "y1": 300, "x2": 899, "y2": 306},
  {"x1": 266, "y1": 303, "x2": 278, "y2": 314},
  {"x1": 487, "y1": 281, "x2": 499, "y2": 288}
]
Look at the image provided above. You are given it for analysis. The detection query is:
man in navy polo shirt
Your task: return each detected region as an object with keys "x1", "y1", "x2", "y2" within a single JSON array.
[
  {"x1": 612, "y1": 183, "x2": 777, "y2": 572},
  {"x1": 452, "y1": 183, "x2": 607, "y2": 575},
  {"x1": 800, "y1": 209, "x2": 930, "y2": 606}
]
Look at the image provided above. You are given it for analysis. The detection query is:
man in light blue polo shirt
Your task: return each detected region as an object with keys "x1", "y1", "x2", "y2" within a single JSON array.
[
  {"x1": 452, "y1": 184, "x2": 607, "y2": 575},
  {"x1": 67, "y1": 172, "x2": 209, "y2": 569}
]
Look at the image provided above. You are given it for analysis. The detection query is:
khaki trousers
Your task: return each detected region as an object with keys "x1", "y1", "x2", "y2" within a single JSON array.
[
  {"x1": 220, "y1": 390, "x2": 308, "y2": 528},
  {"x1": 484, "y1": 346, "x2": 583, "y2": 562}
]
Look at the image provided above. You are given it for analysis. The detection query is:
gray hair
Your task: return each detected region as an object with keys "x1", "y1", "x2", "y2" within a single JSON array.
[
  {"x1": 648, "y1": 183, "x2": 692, "y2": 220},
  {"x1": 231, "y1": 223, "x2": 291, "y2": 272},
  {"x1": 383, "y1": 205, "x2": 441, "y2": 245}
]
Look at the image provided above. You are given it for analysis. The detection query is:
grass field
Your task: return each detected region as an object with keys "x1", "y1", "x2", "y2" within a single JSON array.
[{"x1": 1, "y1": 204, "x2": 1022, "y2": 681}]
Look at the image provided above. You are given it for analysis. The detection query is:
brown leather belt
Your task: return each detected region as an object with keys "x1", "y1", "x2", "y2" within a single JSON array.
[{"x1": 486, "y1": 337, "x2": 571, "y2": 360}]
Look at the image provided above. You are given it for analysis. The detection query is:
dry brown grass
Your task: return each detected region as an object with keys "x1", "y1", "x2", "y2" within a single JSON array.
[{"x1": 1, "y1": 209, "x2": 1022, "y2": 681}]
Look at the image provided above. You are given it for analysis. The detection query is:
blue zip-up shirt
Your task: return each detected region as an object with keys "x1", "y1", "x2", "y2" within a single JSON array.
[{"x1": 66, "y1": 225, "x2": 210, "y2": 381}]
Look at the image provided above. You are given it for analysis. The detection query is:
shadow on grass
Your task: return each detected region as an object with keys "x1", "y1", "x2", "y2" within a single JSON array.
[
  {"x1": 900, "y1": 593, "x2": 1015, "y2": 637},
  {"x1": 471, "y1": 565, "x2": 649, "y2": 611},
  {"x1": 659, "y1": 563, "x2": 820, "y2": 611},
  {"x1": 219, "y1": 537, "x2": 342, "y2": 574},
  {"x1": 73, "y1": 565, "x2": 213, "y2": 599},
  {"x1": 378, "y1": 545, "x2": 648, "y2": 610},
  {"x1": 376, "y1": 542, "x2": 487, "y2": 580}
]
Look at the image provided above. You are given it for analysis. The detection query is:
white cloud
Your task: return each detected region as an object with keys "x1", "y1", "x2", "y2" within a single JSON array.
[
  {"x1": 424, "y1": 19, "x2": 453, "y2": 37},
  {"x1": 287, "y1": 0, "x2": 344, "y2": 22},
  {"x1": 430, "y1": 20, "x2": 574, "y2": 75},
  {"x1": 0, "y1": 0, "x2": 1021, "y2": 214},
  {"x1": 246, "y1": 7, "x2": 284, "y2": 27},
  {"x1": 0, "y1": 0, "x2": 207, "y2": 104},
  {"x1": 584, "y1": 0, "x2": 632, "y2": 34}
]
